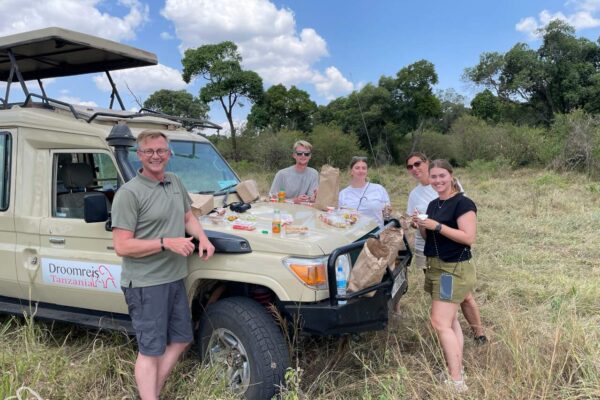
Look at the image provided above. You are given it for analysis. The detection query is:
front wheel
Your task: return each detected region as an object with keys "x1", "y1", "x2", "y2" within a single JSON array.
[{"x1": 198, "y1": 296, "x2": 290, "y2": 400}]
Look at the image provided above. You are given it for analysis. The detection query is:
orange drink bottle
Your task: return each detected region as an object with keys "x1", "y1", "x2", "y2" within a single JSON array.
[
  {"x1": 272, "y1": 208, "x2": 281, "y2": 234},
  {"x1": 277, "y1": 188, "x2": 285, "y2": 203}
]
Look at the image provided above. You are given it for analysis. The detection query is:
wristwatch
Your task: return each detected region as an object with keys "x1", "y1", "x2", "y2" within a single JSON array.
[
  {"x1": 160, "y1": 237, "x2": 165, "y2": 252},
  {"x1": 434, "y1": 223, "x2": 442, "y2": 232}
]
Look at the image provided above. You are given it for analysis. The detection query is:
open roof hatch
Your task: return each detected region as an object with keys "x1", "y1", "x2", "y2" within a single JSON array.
[
  {"x1": 0, "y1": 27, "x2": 221, "y2": 131},
  {"x1": 0, "y1": 27, "x2": 157, "y2": 81},
  {"x1": 0, "y1": 27, "x2": 157, "y2": 111}
]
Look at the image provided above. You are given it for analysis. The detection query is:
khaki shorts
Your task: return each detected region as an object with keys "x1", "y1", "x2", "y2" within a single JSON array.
[{"x1": 424, "y1": 257, "x2": 476, "y2": 303}]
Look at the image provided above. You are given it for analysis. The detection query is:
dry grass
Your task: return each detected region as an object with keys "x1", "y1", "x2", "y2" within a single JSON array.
[{"x1": 2, "y1": 166, "x2": 600, "y2": 399}]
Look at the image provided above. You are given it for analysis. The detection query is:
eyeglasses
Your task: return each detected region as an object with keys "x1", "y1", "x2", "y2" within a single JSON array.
[
  {"x1": 406, "y1": 160, "x2": 423, "y2": 170},
  {"x1": 295, "y1": 152, "x2": 311, "y2": 157},
  {"x1": 139, "y1": 148, "x2": 170, "y2": 157}
]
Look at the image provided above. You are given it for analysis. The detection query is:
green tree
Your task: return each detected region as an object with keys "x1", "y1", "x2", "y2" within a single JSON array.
[
  {"x1": 465, "y1": 20, "x2": 600, "y2": 123},
  {"x1": 143, "y1": 89, "x2": 209, "y2": 130},
  {"x1": 435, "y1": 88, "x2": 468, "y2": 132},
  {"x1": 381, "y1": 59, "x2": 442, "y2": 133},
  {"x1": 247, "y1": 84, "x2": 317, "y2": 132},
  {"x1": 470, "y1": 89, "x2": 501, "y2": 122},
  {"x1": 182, "y1": 41, "x2": 263, "y2": 160}
]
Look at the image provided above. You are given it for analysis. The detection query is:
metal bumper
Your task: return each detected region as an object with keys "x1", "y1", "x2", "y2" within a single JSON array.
[{"x1": 280, "y1": 219, "x2": 412, "y2": 336}]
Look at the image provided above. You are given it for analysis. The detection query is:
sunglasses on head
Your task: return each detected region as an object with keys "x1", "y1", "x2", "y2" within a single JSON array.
[
  {"x1": 351, "y1": 156, "x2": 368, "y2": 162},
  {"x1": 295, "y1": 151, "x2": 311, "y2": 156},
  {"x1": 406, "y1": 160, "x2": 423, "y2": 170}
]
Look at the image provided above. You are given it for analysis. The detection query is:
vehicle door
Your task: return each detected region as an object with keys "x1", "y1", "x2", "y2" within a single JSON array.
[
  {"x1": 38, "y1": 149, "x2": 127, "y2": 313},
  {"x1": 0, "y1": 131, "x2": 20, "y2": 298}
]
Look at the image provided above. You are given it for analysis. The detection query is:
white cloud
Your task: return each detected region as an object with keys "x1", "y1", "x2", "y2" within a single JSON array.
[
  {"x1": 568, "y1": 0, "x2": 600, "y2": 13},
  {"x1": 313, "y1": 67, "x2": 354, "y2": 101},
  {"x1": 516, "y1": 17, "x2": 541, "y2": 39},
  {"x1": 161, "y1": 0, "x2": 354, "y2": 101},
  {"x1": 0, "y1": 79, "x2": 56, "y2": 101},
  {"x1": 93, "y1": 64, "x2": 188, "y2": 98},
  {"x1": 517, "y1": 1, "x2": 600, "y2": 38},
  {"x1": 0, "y1": 0, "x2": 148, "y2": 41},
  {"x1": 57, "y1": 96, "x2": 98, "y2": 107},
  {"x1": 160, "y1": 31, "x2": 174, "y2": 40}
]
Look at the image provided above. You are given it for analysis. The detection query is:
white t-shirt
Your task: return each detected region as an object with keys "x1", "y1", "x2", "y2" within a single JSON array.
[
  {"x1": 338, "y1": 182, "x2": 390, "y2": 228},
  {"x1": 406, "y1": 184, "x2": 438, "y2": 251}
]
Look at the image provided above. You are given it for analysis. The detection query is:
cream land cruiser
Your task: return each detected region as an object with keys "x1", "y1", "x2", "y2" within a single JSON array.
[{"x1": 0, "y1": 28, "x2": 411, "y2": 399}]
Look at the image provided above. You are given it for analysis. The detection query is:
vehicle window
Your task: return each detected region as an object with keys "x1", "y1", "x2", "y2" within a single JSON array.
[
  {"x1": 0, "y1": 132, "x2": 11, "y2": 211},
  {"x1": 128, "y1": 140, "x2": 239, "y2": 193},
  {"x1": 53, "y1": 152, "x2": 121, "y2": 218}
]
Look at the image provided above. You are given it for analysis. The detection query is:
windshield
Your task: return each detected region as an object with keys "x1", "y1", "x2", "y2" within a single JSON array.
[{"x1": 128, "y1": 140, "x2": 239, "y2": 193}]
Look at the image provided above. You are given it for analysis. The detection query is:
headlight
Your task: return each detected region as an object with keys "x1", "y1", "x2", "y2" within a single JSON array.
[{"x1": 283, "y1": 256, "x2": 328, "y2": 289}]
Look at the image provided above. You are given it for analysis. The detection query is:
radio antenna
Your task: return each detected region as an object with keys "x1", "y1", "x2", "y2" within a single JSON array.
[{"x1": 351, "y1": 75, "x2": 378, "y2": 168}]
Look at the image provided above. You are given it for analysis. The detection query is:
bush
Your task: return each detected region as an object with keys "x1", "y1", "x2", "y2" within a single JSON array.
[
  {"x1": 309, "y1": 124, "x2": 362, "y2": 168},
  {"x1": 395, "y1": 130, "x2": 458, "y2": 164},
  {"x1": 448, "y1": 115, "x2": 546, "y2": 167},
  {"x1": 254, "y1": 130, "x2": 305, "y2": 170},
  {"x1": 546, "y1": 110, "x2": 600, "y2": 177}
]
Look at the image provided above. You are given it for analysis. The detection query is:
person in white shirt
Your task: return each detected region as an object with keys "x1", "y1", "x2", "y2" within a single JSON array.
[
  {"x1": 338, "y1": 156, "x2": 390, "y2": 228},
  {"x1": 404, "y1": 152, "x2": 487, "y2": 345}
]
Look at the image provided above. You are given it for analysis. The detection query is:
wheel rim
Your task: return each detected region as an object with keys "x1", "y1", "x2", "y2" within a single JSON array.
[{"x1": 206, "y1": 328, "x2": 251, "y2": 393}]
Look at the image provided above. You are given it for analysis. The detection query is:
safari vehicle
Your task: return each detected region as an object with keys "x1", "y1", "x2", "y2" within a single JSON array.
[{"x1": 0, "y1": 28, "x2": 411, "y2": 399}]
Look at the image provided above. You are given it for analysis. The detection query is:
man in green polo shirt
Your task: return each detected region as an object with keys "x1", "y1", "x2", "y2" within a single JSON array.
[{"x1": 112, "y1": 130, "x2": 215, "y2": 400}]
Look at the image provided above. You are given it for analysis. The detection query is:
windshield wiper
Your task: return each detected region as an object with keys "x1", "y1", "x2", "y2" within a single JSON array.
[{"x1": 213, "y1": 183, "x2": 239, "y2": 196}]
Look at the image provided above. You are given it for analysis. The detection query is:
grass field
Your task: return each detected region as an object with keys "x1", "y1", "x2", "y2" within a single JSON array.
[{"x1": 2, "y1": 165, "x2": 600, "y2": 399}]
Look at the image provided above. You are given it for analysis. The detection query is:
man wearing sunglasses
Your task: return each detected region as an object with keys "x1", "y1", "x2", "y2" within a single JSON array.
[
  {"x1": 269, "y1": 140, "x2": 319, "y2": 204},
  {"x1": 112, "y1": 130, "x2": 215, "y2": 400}
]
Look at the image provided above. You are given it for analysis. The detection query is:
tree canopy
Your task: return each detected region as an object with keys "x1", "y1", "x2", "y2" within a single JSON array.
[
  {"x1": 143, "y1": 89, "x2": 209, "y2": 130},
  {"x1": 247, "y1": 84, "x2": 317, "y2": 132},
  {"x1": 464, "y1": 20, "x2": 600, "y2": 123},
  {"x1": 182, "y1": 41, "x2": 263, "y2": 160}
]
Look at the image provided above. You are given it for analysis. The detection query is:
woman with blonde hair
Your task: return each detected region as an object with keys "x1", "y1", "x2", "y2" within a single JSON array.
[{"x1": 413, "y1": 159, "x2": 479, "y2": 392}]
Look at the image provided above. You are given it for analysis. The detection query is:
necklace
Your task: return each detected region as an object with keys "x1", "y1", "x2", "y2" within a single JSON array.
[{"x1": 437, "y1": 191, "x2": 457, "y2": 208}]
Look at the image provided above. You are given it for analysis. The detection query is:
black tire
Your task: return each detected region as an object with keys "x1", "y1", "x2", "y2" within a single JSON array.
[{"x1": 198, "y1": 296, "x2": 290, "y2": 400}]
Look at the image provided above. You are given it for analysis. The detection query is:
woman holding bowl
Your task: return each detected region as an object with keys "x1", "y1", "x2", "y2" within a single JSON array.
[
  {"x1": 414, "y1": 159, "x2": 478, "y2": 392},
  {"x1": 403, "y1": 153, "x2": 486, "y2": 346}
]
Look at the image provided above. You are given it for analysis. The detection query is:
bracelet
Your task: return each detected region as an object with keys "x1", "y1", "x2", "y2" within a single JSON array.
[
  {"x1": 160, "y1": 237, "x2": 165, "y2": 252},
  {"x1": 434, "y1": 223, "x2": 442, "y2": 232}
]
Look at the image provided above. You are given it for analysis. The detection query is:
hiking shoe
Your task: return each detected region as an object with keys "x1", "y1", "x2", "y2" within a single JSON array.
[
  {"x1": 445, "y1": 379, "x2": 468, "y2": 393},
  {"x1": 474, "y1": 335, "x2": 488, "y2": 346}
]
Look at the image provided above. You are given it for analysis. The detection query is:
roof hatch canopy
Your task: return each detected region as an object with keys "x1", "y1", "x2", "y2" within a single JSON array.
[{"x1": 0, "y1": 27, "x2": 157, "y2": 81}]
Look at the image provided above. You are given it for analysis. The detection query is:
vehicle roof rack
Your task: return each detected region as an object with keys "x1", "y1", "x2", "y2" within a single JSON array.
[{"x1": 138, "y1": 108, "x2": 222, "y2": 130}]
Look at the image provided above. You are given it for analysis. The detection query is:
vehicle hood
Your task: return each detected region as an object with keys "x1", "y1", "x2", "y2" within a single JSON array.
[{"x1": 201, "y1": 201, "x2": 378, "y2": 257}]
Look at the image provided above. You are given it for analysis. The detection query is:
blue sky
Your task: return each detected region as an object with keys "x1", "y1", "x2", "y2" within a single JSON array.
[{"x1": 3, "y1": 0, "x2": 600, "y2": 131}]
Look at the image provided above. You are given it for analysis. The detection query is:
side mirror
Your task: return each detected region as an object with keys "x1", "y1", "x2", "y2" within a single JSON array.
[{"x1": 84, "y1": 193, "x2": 109, "y2": 223}]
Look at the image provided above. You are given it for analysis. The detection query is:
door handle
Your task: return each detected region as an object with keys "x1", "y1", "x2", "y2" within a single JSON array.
[{"x1": 49, "y1": 237, "x2": 65, "y2": 245}]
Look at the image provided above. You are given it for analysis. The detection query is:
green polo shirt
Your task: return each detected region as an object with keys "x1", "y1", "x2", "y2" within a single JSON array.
[{"x1": 111, "y1": 171, "x2": 192, "y2": 287}]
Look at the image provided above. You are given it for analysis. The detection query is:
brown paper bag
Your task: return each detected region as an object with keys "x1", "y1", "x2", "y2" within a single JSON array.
[
  {"x1": 189, "y1": 193, "x2": 214, "y2": 217},
  {"x1": 313, "y1": 164, "x2": 340, "y2": 211},
  {"x1": 379, "y1": 227, "x2": 405, "y2": 271},
  {"x1": 347, "y1": 238, "x2": 389, "y2": 297},
  {"x1": 235, "y1": 180, "x2": 260, "y2": 203}
]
